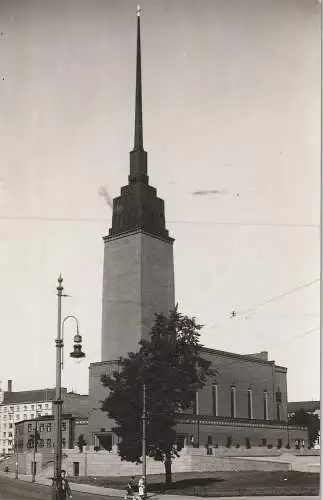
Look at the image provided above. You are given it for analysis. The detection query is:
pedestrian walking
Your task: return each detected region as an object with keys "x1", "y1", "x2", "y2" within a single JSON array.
[
  {"x1": 125, "y1": 476, "x2": 137, "y2": 499},
  {"x1": 138, "y1": 476, "x2": 146, "y2": 499},
  {"x1": 61, "y1": 470, "x2": 72, "y2": 499}
]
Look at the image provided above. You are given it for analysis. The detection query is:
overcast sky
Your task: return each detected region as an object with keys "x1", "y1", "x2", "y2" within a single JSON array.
[{"x1": 0, "y1": 0, "x2": 320, "y2": 402}]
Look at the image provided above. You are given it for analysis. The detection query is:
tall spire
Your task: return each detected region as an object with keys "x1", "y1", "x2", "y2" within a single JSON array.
[
  {"x1": 107, "y1": 5, "x2": 172, "y2": 243},
  {"x1": 129, "y1": 5, "x2": 148, "y2": 184},
  {"x1": 134, "y1": 5, "x2": 143, "y2": 150}
]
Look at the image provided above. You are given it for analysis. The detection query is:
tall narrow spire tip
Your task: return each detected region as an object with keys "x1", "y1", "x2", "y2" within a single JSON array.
[{"x1": 137, "y1": 5, "x2": 141, "y2": 17}]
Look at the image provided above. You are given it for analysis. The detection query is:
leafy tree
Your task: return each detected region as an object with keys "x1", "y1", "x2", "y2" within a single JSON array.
[
  {"x1": 77, "y1": 434, "x2": 86, "y2": 453},
  {"x1": 288, "y1": 409, "x2": 320, "y2": 448},
  {"x1": 101, "y1": 306, "x2": 213, "y2": 485}
]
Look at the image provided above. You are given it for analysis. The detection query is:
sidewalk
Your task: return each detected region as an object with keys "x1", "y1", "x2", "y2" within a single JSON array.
[{"x1": 0, "y1": 472, "x2": 319, "y2": 500}]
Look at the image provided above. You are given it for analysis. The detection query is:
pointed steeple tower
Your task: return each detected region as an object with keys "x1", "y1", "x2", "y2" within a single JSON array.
[
  {"x1": 100, "y1": 6, "x2": 175, "y2": 363},
  {"x1": 129, "y1": 5, "x2": 148, "y2": 184},
  {"x1": 108, "y1": 6, "x2": 172, "y2": 242}
]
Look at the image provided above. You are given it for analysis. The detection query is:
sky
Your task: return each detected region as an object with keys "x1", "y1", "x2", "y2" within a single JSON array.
[{"x1": 0, "y1": 0, "x2": 320, "y2": 402}]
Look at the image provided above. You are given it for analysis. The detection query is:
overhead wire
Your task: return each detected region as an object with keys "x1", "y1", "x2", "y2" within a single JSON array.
[
  {"x1": 205, "y1": 278, "x2": 319, "y2": 334},
  {"x1": 0, "y1": 214, "x2": 318, "y2": 228}
]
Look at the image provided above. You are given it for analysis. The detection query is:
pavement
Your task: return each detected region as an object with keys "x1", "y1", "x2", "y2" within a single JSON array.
[{"x1": 0, "y1": 471, "x2": 320, "y2": 500}]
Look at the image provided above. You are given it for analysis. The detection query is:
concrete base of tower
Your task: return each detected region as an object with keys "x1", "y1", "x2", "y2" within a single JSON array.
[{"x1": 101, "y1": 229, "x2": 175, "y2": 362}]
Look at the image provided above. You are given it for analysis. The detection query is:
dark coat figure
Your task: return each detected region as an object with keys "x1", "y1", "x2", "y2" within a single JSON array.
[
  {"x1": 125, "y1": 476, "x2": 137, "y2": 498},
  {"x1": 60, "y1": 470, "x2": 72, "y2": 499}
]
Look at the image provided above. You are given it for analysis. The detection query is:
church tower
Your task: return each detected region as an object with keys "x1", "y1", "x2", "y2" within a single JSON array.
[{"x1": 101, "y1": 7, "x2": 175, "y2": 362}]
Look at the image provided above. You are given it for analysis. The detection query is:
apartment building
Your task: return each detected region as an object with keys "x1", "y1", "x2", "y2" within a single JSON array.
[{"x1": 0, "y1": 380, "x2": 89, "y2": 455}]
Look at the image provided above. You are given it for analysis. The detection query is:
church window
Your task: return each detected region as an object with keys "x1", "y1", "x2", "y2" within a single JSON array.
[
  {"x1": 212, "y1": 384, "x2": 218, "y2": 417},
  {"x1": 230, "y1": 386, "x2": 236, "y2": 418},
  {"x1": 263, "y1": 391, "x2": 268, "y2": 420},
  {"x1": 247, "y1": 389, "x2": 253, "y2": 419}
]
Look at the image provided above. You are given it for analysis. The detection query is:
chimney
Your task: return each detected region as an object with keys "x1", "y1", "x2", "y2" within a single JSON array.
[{"x1": 7, "y1": 380, "x2": 12, "y2": 392}]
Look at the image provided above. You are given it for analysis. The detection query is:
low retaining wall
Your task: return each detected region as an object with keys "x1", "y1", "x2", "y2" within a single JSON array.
[{"x1": 39, "y1": 448, "x2": 290, "y2": 477}]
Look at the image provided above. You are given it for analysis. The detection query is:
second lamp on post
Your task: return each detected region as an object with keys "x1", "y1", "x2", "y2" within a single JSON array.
[{"x1": 52, "y1": 275, "x2": 86, "y2": 500}]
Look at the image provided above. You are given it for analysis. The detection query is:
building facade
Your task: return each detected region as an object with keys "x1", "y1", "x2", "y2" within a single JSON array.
[
  {"x1": 15, "y1": 414, "x2": 89, "y2": 454},
  {"x1": 0, "y1": 380, "x2": 89, "y2": 455},
  {"x1": 87, "y1": 9, "x2": 308, "y2": 452}
]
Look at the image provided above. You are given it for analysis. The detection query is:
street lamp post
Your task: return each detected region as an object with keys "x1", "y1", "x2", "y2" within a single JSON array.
[
  {"x1": 51, "y1": 275, "x2": 85, "y2": 500},
  {"x1": 31, "y1": 414, "x2": 40, "y2": 482},
  {"x1": 142, "y1": 384, "x2": 147, "y2": 487},
  {"x1": 15, "y1": 439, "x2": 18, "y2": 480}
]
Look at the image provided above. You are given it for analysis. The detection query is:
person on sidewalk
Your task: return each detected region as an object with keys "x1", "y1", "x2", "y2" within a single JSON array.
[
  {"x1": 61, "y1": 470, "x2": 72, "y2": 499},
  {"x1": 138, "y1": 476, "x2": 146, "y2": 499},
  {"x1": 125, "y1": 476, "x2": 136, "y2": 499}
]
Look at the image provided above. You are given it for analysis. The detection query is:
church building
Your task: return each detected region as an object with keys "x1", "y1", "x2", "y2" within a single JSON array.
[{"x1": 88, "y1": 8, "x2": 307, "y2": 452}]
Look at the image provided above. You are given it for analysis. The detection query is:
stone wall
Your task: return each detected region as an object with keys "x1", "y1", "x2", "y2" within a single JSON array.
[{"x1": 40, "y1": 446, "x2": 292, "y2": 478}]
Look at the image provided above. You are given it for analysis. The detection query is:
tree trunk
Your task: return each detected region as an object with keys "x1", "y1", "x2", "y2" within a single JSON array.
[{"x1": 164, "y1": 450, "x2": 172, "y2": 486}]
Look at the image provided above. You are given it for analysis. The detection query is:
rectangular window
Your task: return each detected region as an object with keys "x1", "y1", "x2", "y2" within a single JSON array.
[
  {"x1": 46, "y1": 424, "x2": 52, "y2": 432},
  {"x1": 263, "y1": 391, "x2": 268, "y2": 420},
  {"x1": 24, "y1": 405, "x2": 27, "y2": 411},
  {"x1": 195, "y1": 392, "x2": 199, "y2": 415},
  {"x1": 247, "y1": 389, "x2": 253, "y2": 419},
  {"x1": 212, "y1": 384, "x2": 218, "y2": 417},
  {"x1": 62, "y1": 422, "x2": 66, "y2": 431},
  {"x1": 28, "y1": 424, "x2": 32, "y2": 432},
  {"x1": 31, "y1": 405, "x2": 34, "y2": 410},
  {"x1": 276, "y1": 404, "x2": 280, "y2": 421},
  {"x1": 46, "y1": 439, "x2": 51, "y2": 448},
  {"x1": 8, "y1": 424, "x2": 12, "y2": 429},
  {"x1": 40, "y1": 424, "x2": 44, "y2": 432},
  {"x1": 45, "y1": 404, "x2": 49, "y2": 409},
  {"x1": 23, "y1": 414, "x2": 27, "y2": 420},
  {"x1": 230, "y1": 386, "x2": 236, "y2": 418},
  {"x1": 62, "y1": 438, "x2": 66, "y2": 448},
  {"x1": 16, "y1": 406, "x2": 20, "y2": 412}
]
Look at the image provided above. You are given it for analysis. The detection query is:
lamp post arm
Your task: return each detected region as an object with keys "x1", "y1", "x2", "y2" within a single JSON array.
[{"x1": 61, "y1": 315, "x2": 80, "y2": 370}]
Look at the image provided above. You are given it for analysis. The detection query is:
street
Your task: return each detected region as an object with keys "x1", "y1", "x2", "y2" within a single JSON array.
[{"x1": 0, "y1": 474, "x2": 120, "y2": 500}]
